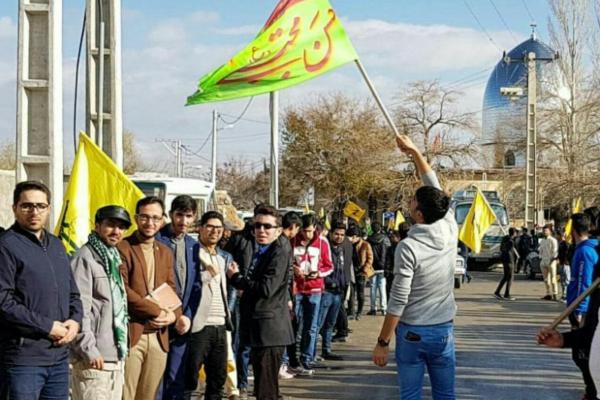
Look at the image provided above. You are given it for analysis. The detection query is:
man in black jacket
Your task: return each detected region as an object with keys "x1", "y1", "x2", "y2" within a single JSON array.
[
  {"x1": 494, "y1": 228, "x2": 518, "y2": 301},
  {"x1": 0, "y1": 181, "x2": 83, "y2": 399},
  {"x1": 367, "y1": 222, "x2": 391, "y2": 315},
  {"x1": 227, "y1": 204, "x2": 294, "y2": 400}
]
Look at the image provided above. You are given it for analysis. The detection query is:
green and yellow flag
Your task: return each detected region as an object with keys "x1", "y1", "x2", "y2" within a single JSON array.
[
  {"x1": 187, "y1": 0, "x2": 358, "y2": 104},
  {"x1": 55, "y1": 133, "x2": 144, "y2": 255},
  {"x1": 565, "y1": 197, "x2": 583, "y2": 243},
  {"x1": 458, "y1": 189, "x2": 497, "y2": 254}
]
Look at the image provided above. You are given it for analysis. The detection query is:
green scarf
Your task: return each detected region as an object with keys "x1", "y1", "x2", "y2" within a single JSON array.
[{"x1": 88, "y1": 232, "x2": 129, "y2": 359}]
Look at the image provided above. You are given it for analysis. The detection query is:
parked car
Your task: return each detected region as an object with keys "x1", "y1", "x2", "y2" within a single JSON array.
[{"x1": 455, "y1": 255, "x2": 466, "y2": 289}]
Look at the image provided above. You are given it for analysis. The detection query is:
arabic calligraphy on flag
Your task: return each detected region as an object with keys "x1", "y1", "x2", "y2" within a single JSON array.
[{"x1": 187, "y1": 0, "x2": 358, "y2": 104}]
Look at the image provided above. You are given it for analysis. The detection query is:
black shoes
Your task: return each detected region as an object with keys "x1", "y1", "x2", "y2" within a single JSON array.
[{"x1": 322, "y1": 352, "x2": 344, "y2": 361}]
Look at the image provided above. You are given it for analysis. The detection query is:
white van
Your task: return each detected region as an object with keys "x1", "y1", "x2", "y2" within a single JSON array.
[{"x1": 130, "y1": 173, "x2": 214, "y2": 215}]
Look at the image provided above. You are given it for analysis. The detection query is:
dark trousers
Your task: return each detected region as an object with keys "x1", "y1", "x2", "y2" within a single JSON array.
[
  {"x1": 0, "y1": 360, "x2": 69, "y2": 400},
  {"x1": 335, "y1": 286, "x2": 349, "y2": 337},
  {"x1": 348, "y1": 278, "x2": 365, "y2": 316},
  {"x1": 285, "y1": 311, "x2": 300, "y2": 368},
  {"x1": 495, "y1": 260, "x2": 514, "y2": 297},
  {"x1": 250, "y1": 346, "x2": 285, "y2": 400},
  {"x1": 185, "y1": 325, "x2": 227, "y2": 400},
  {"x1": 158, "y1": 334, "x2": 188, "y2": 400},
  {"x1": 569, "y1": 314, "x2": 597, "y2": 398}
]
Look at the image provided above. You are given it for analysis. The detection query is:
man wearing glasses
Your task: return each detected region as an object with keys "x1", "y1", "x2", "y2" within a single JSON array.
[
  {"x1": 227, "y1": 204, "x2": 294, "y2": 400},
  {"x1": 118, "y1": 196, "x2": 180, "y2": 400},
  {"x1": 0, "y1": 181, "x2": 83, "y2": 399},
  {"x1": 185, "y1": 211, "x2": 234, "y2": 400}
]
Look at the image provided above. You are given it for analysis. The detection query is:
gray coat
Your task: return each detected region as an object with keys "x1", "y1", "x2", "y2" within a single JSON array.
[{"x1": 70, "y1": 243, "x2": 121, "y2": 363}]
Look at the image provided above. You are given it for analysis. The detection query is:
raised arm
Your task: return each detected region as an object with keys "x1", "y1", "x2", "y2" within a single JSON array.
[{"x1": 395, "y1": 135, "x2": 441, "y2": 190}]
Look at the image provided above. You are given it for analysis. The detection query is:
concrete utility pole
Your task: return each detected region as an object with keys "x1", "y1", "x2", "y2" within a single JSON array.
[
  {"x1": 16, "y1": 0, "x2": 63, "y2": 229},
  {"x1": 500, "y1": 27, "x2": 557, "y2": 228},
  {"x1": 269, "y1": 92, "x2": 279, "y2": 209},
  {"x1": 211, "y1": 110, "x2": 218, "y2": 189},
  {"x1": 86, "y1": 0, "x2": 123, "y2": 167}
]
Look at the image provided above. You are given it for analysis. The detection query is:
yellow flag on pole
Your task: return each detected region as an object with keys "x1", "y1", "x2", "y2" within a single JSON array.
[
  {"x1": 343, "y1": 201, "x2": 365, "y2": 221},
  {"x1": 564, "y1": 197, "x2": 583, "y2": 243},
  {"x1": 458, "y1": 189, "x2": 497, "y2": 253},
  {"x1": 55, "y1": 133, "x2": 144, "y2": 255},
  {"x1": 394, "y1": 211, "x2": 406, "y2": 231}
]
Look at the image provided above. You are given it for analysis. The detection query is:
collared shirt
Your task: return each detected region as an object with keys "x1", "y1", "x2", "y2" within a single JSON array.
[{"x1": 170, "y1": 234, "x2": 187, "y2": 292}]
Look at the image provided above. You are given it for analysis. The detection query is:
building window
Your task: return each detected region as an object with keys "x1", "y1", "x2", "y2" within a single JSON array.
[{"x1": 504, "y1": 150, "x2": 516, "y2": 167}]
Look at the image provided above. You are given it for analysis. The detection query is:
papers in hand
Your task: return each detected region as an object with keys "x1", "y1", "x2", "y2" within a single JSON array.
[{"x1": 146, "y1": 282, "x2": 182, "y2": 311}]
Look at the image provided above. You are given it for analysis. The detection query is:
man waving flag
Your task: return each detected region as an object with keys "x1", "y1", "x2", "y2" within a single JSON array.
[{"x1": 187, "y1": 0, "x2": 358, "y2": 104}]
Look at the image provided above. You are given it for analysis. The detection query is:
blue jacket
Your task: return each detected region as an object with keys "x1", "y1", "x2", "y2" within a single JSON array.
[
  {"x1": 567, "y1": 238, "x2": 599, "y2": 315},
  {"x1": 156, "y1": 225, "x2": 201, "y2": 321},
  {"x1": 0, "y1": 224, "x2": 83, "y2": 366}
]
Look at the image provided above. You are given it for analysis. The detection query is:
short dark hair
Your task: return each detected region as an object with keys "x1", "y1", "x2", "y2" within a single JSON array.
[
  {"x1": 331, "y1": 222, "x2": 346, "y2": 232},
  {"x1": 543, "y1": 224, "x2": 553, "y2": 233},
  {"x1": 301, "y1": 213, "x2": 318, "y2": 229},
  {"x1": 371, "y1": 222, "x2": 382, "y2": 233},
  {"x1": 282, "y1": 211, "x2": 302, "y2": 229},
  {"x1": 415, "y1": 186, "x2": 450, "y2": 224},
  {"x1": 200, "y1": 211, "x2": 224, "y2": 226},
  {"x1": 584, "y1": 206, "x2": 600, "y2": 228},
  {"x1": 398, "y1": 221, "x2": 411, "y2": 240},
  {"x1": 571, "y1": 213, "x2": 590, "y2": 235},
  {"x1": 254, "y1": 203, "x2": 282, "y2": 226},
  {"x1": 347, "y1": 225, "x2": 361, "y2": 237},
  {"x1": 508, "y1": 227, "x2": 516, "y2": 236},
  {"x1": 13, "y1": 181, "x2": 51, "y2": 205},
  {"x1": 170, "y1": 195, "x2": 197, "y2": 214},
  {"x1": 136, "y1": 196, "x2": 165, "y2": 214}
]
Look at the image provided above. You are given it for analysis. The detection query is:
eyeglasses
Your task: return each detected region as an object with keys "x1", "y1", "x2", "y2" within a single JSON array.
[
  {"x1": 204, "y1": 224, "x2": 224, "y2": 231},
  {"x1": 18, "y1": 203, "x2": 49, "y2": 213},
  {"x1": 136, "y1": 214, "x2": 163, "y2": 224},
  {"x1": 254, "y1": 222, "x2": 278, "y2": 231}
]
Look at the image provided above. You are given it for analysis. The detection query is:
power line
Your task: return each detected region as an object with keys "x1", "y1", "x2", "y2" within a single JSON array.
[
  {"x1": 488, "y1": 0, "x2": 518, "y2": 42},
  {"x1": 218, "y1": 97, "x2": 255, "y2": 126},
  {"x1": 463, "y1": 0, "x2": 503, "y2": 52},
  {"x1": 218, "y1": 113, "x2": 270, "y2": 125},
  {"x1": 521, "y1": 0, "x2": 536, "y2": 23}
]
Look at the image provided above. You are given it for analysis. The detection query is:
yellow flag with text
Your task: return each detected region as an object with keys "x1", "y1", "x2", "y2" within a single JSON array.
[
  {"x1": 458, "y1": 189, "x2": 496, "y2": 253},
  {"x1": 344, "y1": 201, "x2": 365, "y2": 222},
  {"x1": 565, "y1": 197, "x2": 583, "y2": 243},
  {"x1": 55, "y1": 133, "x2": 144, "y2": 255}
]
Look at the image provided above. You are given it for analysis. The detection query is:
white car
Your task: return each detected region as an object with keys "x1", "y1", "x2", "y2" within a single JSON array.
[{"x1": 455, "y1": 255, "x2": 466, "y2": 289}]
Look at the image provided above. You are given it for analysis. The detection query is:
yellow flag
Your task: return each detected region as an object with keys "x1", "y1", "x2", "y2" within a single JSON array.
[
  {"x1": 55, "y1": 133, "x2": 144, "y2": 255},
  {"x1": 304, "y1": 198, "x2": 311, "y2": 214},
  {"x1": 343, "y1": 201, "x2": 365, "y2": 221},
  {"x1": 458, "y1": 189, "x2": 497, "y2": 253},
  {"x1": 394, "y1": 211, "x2": 406, "y2": 231},
  {"x1": 565, "y1": 197, "x2": 583, "y2": 243}
]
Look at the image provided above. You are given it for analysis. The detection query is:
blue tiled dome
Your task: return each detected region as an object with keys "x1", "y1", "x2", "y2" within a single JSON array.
[{"x1": 481, "y1": 35, "x2": 556, "y2": 166}]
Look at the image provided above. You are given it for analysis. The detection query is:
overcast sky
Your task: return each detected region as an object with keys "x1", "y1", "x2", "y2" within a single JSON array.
[{"x1": 0, "y1": 0, "x2": 551, "y2": 176}]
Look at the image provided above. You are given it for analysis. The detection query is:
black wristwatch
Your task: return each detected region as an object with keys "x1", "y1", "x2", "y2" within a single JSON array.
[{"x1": 377, "y1": 337, "x2": 390, "y2": 347}]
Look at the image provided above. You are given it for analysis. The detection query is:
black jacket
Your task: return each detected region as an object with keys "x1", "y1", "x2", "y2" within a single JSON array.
[
  {"x1": 327, "y1": 242, "x2": 350, "y2": 292},
  {"x1": 500, "y1": 235, "x2": 517, "y2": 264},
  {"x1": 229, "y1": 236, "x2": 294, "y2": 348},
  {"x1": 0, "y1": 224, "x2": 83, "y2": 366},
  {"x1": 368, "y1": 232, "x2": 391, "y2": 271},
  {"x1": 225, "y1": 229, "x2": 255, "y2": 277}
]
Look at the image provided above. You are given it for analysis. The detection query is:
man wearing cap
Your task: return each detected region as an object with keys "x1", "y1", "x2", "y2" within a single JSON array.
[{"x1": 70, "y1": 205, "x2": 132, "y2": 400}]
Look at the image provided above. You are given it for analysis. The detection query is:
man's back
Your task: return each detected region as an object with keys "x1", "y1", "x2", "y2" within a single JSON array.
[{"x1": 368, "y1": 232, "x2": 390, "y2": 271}]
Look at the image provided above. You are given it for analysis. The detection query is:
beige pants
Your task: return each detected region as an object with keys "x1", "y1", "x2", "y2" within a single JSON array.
[
  {"x1": 542, "y1": 259, "x2": 558, "y2": 296},
  {"x1": 124, "y1": 333, "x2": 167, "y2": 400},
  {"x1": 71, "y1": 360, "x2": 124, "y2": 400},
  {"x1": 225, "y1": 331, "x2": 239, "y2": 397}
]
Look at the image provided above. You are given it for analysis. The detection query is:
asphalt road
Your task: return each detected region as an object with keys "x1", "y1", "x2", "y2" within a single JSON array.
[{"x1": 277, "y1": 268, "x2": 584, "y2": 400}]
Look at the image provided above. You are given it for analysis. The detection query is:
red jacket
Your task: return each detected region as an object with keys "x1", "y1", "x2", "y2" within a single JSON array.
[{"x1": 292, "y1": 234, "x2": 334, "y2": 294}]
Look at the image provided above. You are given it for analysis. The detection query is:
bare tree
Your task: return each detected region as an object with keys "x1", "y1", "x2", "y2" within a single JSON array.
[
  {"x1": 216, "y1": 157, "x2": 269, "y2": 209},
  {"x1": 0, "y1": 141, "x2": 16, "y2": 170},
  {"x1": 123, "y1": 131, "x2": 144, "y2": 174},
  {"x1": 536, "y1": 0, "x2": 600, "y2": 211},
  {"x1": 393, "y1": 80, "x2": 479, "y2": 168}
]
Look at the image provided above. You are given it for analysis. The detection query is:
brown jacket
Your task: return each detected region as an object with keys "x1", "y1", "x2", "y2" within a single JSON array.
[
  {"x1": 355, "y1": 238, "x2": 374, "y2": 278},
  {"x1": 118, "y1": 234, "x2": 181, "y2": 352}
]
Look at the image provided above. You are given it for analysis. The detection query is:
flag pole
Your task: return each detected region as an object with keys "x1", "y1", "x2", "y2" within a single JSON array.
[
  {"x1": 354, "y1": 59, "x2": 401, "y2": 137},
  {"x1": 269, "y1": 91, "x2": 279, "y2": 209}
]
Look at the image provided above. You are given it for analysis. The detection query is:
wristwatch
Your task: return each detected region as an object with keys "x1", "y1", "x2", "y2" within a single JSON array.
[{"x1": 377, "y1": 337, "x2": 390, "y2": 347}]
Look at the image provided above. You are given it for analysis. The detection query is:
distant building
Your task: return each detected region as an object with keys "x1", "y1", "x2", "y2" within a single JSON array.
[{"x1": 481, "y1": 32, "x2": 555, "y2": 168}]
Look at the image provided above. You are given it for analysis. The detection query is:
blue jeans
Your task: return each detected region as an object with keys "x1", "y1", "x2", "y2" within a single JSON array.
[
  {"x1": 314, "y1": 291, "x2": 342, "y2": 356},
  {"x1": 395, "y1": 322, "x2": 455, "y2": 400},
  {"x1": 370, "y1": 271, "x2": 387, "y2": 312},
  {"x1": 296, "y1": 292, "x2": 321, "y2": 366},
  {"x1": 0, "y1": 361, "x2": 69, "y2": 400}
]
